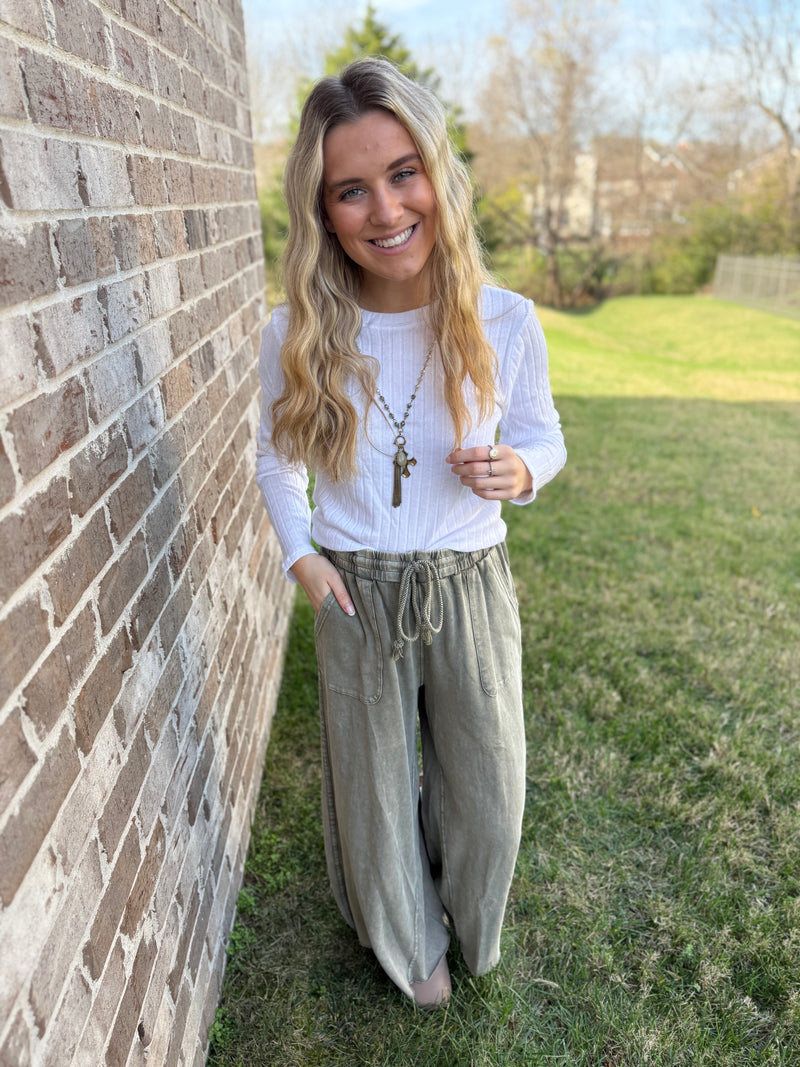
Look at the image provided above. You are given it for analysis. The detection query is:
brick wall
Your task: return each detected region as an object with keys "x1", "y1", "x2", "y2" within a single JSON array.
[{"x1": 0, "y1": 2, "x2": 294, "y2": 1064}]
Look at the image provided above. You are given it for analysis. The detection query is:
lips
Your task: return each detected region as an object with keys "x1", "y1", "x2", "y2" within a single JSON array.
[{"x1": 370, "y1": 225, "x2": 415, "y2": 248}]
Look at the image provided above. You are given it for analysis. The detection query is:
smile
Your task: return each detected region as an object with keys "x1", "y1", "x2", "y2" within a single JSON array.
[{"x1": 370, "y1": 225, "x2": 415, "y2": 248}]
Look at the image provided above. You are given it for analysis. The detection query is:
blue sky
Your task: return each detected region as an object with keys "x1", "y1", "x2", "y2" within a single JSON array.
[{"x1": 241, "y1": 0, "x2": 714, "y2": 138}]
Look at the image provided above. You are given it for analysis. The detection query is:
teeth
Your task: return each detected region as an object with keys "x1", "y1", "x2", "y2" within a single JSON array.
[{"x1": 372, "y1": 226, "x2": 413, "y2": 248}]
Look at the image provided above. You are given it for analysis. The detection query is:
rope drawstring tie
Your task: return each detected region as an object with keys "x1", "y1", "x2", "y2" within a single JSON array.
[{"x1": 391, "y1": 559, "x2": 444, "y2": 661}]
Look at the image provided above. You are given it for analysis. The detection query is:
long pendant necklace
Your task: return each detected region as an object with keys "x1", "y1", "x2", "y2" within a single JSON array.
[{"x1": 375, "y1": 340, "x2": 435, "y2": 507}]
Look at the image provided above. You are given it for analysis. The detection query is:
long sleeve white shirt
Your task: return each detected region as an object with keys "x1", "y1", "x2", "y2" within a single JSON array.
[{"x1": 255, "y1": 285, "x2": 566, "y2": 577}]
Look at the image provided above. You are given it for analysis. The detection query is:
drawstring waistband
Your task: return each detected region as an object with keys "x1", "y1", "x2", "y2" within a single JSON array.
[
  {"x1": 322, "y1": 545, "x2": 499, "y2": 661},
  {"x1": 392, "y1": 559, "x2": 443, "y2": 660}
]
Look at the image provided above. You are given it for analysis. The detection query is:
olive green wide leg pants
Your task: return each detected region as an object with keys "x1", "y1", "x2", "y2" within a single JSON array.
[{"x1": 314, "y1": 544, "x2": 526, "y2": 999}]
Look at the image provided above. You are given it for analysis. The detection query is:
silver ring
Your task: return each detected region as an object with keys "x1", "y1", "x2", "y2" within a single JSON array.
[
  {"x1": 488, "y1": 462, "x2": 494, "y2": 477},
  {"x1": 488, "y1": 446, "x2": 499, "y2": 460}
]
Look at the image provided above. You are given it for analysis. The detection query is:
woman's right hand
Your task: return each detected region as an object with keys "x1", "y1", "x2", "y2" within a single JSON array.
[{"x1": 290, "y1": 553, "x2": 355, "y2": 615}]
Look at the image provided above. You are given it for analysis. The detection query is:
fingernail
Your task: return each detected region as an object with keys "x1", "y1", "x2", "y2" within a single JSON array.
[{"x1": 345, "y1": 604, "x2": 355, "y2": 616}]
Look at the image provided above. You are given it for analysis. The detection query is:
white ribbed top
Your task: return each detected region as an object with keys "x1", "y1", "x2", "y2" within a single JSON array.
[{"x1": 255, "y1": 285, "x2": 566, "y2": 577}]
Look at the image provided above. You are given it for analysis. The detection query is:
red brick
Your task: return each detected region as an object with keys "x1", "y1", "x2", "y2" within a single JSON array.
[
  {"x1": 137, "y1": 717, "x2": 178, "y2": 836},
  {"x1": 98, "y1": 722, "x2": 151, "y2": 859},
  {"x1": 132, "y1": 320, "x2": 172, "y2": 387},
  {"x1": 126, "y1": 154, "x2": 166, "y2": 205},
  {"x1": 110, "y1": 212, "x2": 156, "y2": 271},
  {"x1": 98, "y1": 276, "x2": 149, "y2": 343},
  {"x1": 186, "y1": 735, "x2": 215, "y2": 827},
  {"x1": 187, "y1": 869, "x2": 215, "y2": 981},
  {"x1": 39, "y1": 967, "x2": 92, "y2": 1065},
  {"x1": 151, "y1": 40, "x2": 185, "y2": 102},
  {"x1": 24, "y1": 602, "x2": 96, "y2": 738},
  {"x1": 105, "y1": 934, "x2": 158, "y2": 1067},
  {"x1": 0, "y1": 725, "x2": 81, "y2": 907},
  {"x1": 150, "y1": 423, "x2": 187, "y2": 490},
  {"x1": 88, "y1": 215, "x2": 116, "y2": 277},
  {"x1": 74, "y1": 625, "x2": 133, "y2": 754},
  {"x1": 97, "y1": 529, "x2": 148, "y2": 634},
  {"x1": 112, "y1": 21, "x2": 153, "y2": 91},
  {"x1": 0, "y1": 436, "x2": 14, "y2": 507},
  {"x1": 144, "y1": 644, "x2": 183, "y2": 743},
  {"x1": 123, "y1": 0, "x2": 160, "y2": 37},
  {"x1": 131, "y1": 556, "x2": 170, "y2": 650},
  {"x1": 0, "y1": 595, "x2": 49, "y2": 709},
  {"x1": 8, "y1": 378, "x2": 89, "y2": 482},
  {"x1": 106, "y1": 456, "x2": 155, "y2": 543},
  {"x1": 123, "y1": 382, "x2": 166, "y2": 456},
  {"x1": 54, "y1": 219, "x2": 96, "y2": 285},
  {"x1": 84, "y1": 824, "x2": 141, "y2": 979},
  {"x1": 0, "y1": 131, "x2": 82, "y2": 210},
  {"x1": 0, "y1": 477, "x2": 71, "y2": 603},
  {"x1": 164, "y1": 157, "x2": 194, "y2": 204},
  {"x1": 122, "y1": 818, "x2": 166, "y2": 937},
  {"x1": 33, "y1": 294, "x2": 106, "y2": 377},
  {"x1": 18, "y1": 49, "x2": 73, "y2": 132},
  {"x1": 0, "y1": 1007, "x2": 32, "y2": 1067},
  {"x1": 91, "y1": 79, "x2": 139, "y2": 143},
  {"x1": 137, "y1": 94, "x2": 172, "y2": 152},
  {"x1": 73, "y1": 940, "x2": 125, "y2": 1063},
  {"x1": 0, "y1": 219, "x2": 59, "y2": 307},
  {"x1": 69, "y1": 423, "x2": 128, "y2": 517},
  {"x1": 167, "y1": 514, "x2": 198, "y2": 582},
  {"x1": 84, "y1": 343, "x2": 140, "y2": 424},
  {"x1": 171, "y1": 110, "x2": 199, "y2": 156},
  {"x1": 168, "y1": 884, "x2": 199, "y2": 1001},
  {"x1": 158, "y1": 573, "x2": 193, "y2": 654},
  {"x1": 0, "y1": 708, "x2": 36, "y2": 816},
  {"x1": 162, "y1": 357, "x2": 195, "y2": 418},
  {"x1": 0, "y1": 311, "x2": 37, "y2": 405},
  {"x1": 164, "y1": 978, "x2": 191, "y2": 1067},
  {"x1": 46, "y1": 509, "x2": 111, "y2": 626},
  {"x1": 51, "y1": 0, "x2": 109, "y2": 66},
  {"x1": 30, "y1": 838, "x2": 102, "y2": 1032}
]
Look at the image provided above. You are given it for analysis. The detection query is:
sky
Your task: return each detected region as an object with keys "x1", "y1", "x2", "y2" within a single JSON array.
[{"x1": 241, "y1": 0, "x2": 712, "y2": 138}]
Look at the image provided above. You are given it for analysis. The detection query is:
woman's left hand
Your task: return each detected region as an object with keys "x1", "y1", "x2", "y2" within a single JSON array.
[{"x1": 445, "y1": 445, "x2": 532, "y2": 500}]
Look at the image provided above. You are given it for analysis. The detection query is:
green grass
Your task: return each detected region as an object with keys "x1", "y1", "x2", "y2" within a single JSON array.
[{"x1": 208, "y1": 297, "x2": 800, "y2": 1066}]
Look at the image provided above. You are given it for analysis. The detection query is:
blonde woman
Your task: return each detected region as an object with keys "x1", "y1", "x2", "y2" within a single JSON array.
[{"x1": 256, "y1": 57, "x2": 566, "y2": 1007}]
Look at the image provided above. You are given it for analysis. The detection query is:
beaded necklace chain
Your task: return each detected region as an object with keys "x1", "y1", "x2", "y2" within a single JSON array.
[{"x1": 375, "y1": 340, "x2": 435, "y2": 507}]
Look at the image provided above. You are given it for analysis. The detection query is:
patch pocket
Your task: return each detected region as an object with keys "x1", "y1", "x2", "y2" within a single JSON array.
[
  {"x1": 466, "y1": 559, "x2": 522, "y2": 698},
  {"x1": 315, "y1": 576, "x2": 383, "y2": 705}
]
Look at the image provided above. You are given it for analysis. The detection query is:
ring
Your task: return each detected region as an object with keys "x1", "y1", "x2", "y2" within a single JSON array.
[
  {"x1": 488, "y1": 446, "x2": 499, "y2": 459},
  {"x1": 488, "y1": 462, "x2": 494, "y2": 477}
]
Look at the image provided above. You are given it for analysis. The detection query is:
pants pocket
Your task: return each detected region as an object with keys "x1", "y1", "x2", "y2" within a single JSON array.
[
  {"x1": 465, "y1": 555, "x2": 522, "y2": 698},
  {"x1": 315, "y1": 574, "x2": 384, "y2": 704}
]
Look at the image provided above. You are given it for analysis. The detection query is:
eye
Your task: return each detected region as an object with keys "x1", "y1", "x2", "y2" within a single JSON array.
[
  {"x1": 392, "y1": 167, "x2": 416, "y2": 183},
  {"x1": 339, "y1": 186, "x2": 364, "y2": 201}
]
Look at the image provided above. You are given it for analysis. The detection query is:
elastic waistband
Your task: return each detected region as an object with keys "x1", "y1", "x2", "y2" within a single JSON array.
[{"x1": 321, "y1": 543, "x2": 504, "y2": 582}]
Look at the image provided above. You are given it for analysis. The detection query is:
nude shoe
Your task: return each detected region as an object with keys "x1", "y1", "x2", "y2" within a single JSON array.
[{"x1": 411, "y1": 955, "x2": 451, "y2": 1008}]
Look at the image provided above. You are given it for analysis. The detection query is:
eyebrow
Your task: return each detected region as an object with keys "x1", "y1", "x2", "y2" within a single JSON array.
[{"x1": 325, "y1": 153, "x2": 422, "y2": 193}]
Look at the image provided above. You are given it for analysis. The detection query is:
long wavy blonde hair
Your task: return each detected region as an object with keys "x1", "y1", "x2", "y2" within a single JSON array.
[{"x1": 271, "y1": 57, "x2": 496, "y2": 481}]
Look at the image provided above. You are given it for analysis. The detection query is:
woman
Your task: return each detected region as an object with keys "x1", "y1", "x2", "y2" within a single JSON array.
[{"x1": 255, "y1": 57, "x2": 566, "y2": 1006}]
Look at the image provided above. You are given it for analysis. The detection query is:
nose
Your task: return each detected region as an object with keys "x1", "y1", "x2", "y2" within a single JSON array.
[{"x1": 369, "y1": 184, "x2": 403, "y2": 227}]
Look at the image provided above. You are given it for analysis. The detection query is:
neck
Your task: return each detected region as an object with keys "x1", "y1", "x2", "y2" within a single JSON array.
[{"x1": 358, "y1": 275, "x2": 430, "y2": 314}]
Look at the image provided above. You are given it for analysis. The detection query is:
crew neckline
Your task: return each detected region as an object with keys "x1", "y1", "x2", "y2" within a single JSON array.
[{"x1": 359, "y1": 304, "x2": 430, "y2": 327}]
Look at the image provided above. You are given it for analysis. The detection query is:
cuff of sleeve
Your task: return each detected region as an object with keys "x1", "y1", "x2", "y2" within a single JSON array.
[
  {"x1": 282, "y1": 544, "x2": 317, "y2": 581},
  {"x1": 510, "y1": 452, "x2": 537, "y2": 505}
]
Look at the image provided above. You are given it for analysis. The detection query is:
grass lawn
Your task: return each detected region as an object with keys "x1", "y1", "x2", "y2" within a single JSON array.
[{"x1": 208, "y1": 296, "x2": 800, "y2": 1066}]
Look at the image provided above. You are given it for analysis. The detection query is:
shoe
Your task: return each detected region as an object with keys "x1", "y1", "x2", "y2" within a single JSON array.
[{"x1": 411, "y1": 955, "x2": 451, "y2": 1008}]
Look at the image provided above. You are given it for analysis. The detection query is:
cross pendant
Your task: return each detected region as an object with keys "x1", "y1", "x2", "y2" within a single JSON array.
[{"x1": 391, "y1": 446, "x2": 417, "y2": 507}]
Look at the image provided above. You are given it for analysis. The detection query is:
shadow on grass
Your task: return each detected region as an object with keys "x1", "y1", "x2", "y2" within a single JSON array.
[{"x1": 209, "y1": 397, "x2": 800, "y2": 1067}]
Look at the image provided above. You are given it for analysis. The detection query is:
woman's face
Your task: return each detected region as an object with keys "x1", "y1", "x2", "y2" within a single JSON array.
[{"x1": 321, "y1": 109, "x2": 438, "y2": 313}]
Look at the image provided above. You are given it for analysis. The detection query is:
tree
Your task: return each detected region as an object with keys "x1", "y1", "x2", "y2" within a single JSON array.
[
  {"x1": 704, "y1": 0, "x2": 800, "y2": 244},
  {"x1": 293, "y1": 4, "x2": 470, "y2": 159},
  {"x1": 481, "y1": 0, "x2": 615, "y2": 306}
]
